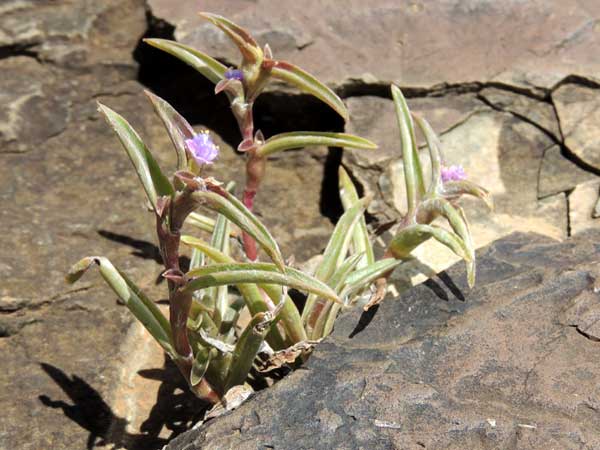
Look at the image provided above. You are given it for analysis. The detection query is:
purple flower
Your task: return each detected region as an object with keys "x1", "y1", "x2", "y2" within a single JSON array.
[
  {"x1": 185, "y1": 131, "x2": 219, "y2": 165},
  {"x1": 441, "y1": 165, "x2": 466, "y2": 183},
  {"x1": 224, "y1": 69, "x2": 244, "y2": 81}
]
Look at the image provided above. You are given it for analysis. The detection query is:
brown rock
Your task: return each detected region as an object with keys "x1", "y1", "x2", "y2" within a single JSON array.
[
  {"x1": 569, "y1": 180, "x2": 600, "y2": 235},
  {"x1": 553, "y1": 82, "x2": 600, "y2": 171},
  {"x1": 479, "y1": 87, "x2": 561, "y2": 139},
  {"x1": 165, "y1": 231, "x2": 600, "y2": 450},
  {"x1": 538, "y1": 145, "x2": 598, "y2": 198},
  {"x1": 344, "y1": 96, "x2": 567, "y2": 281},
  {"x1": 149, "y1": 0, "x2": 600, "y2": 92}
]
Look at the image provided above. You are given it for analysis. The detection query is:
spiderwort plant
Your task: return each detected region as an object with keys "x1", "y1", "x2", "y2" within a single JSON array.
[
  {"x1": 365, "y1": 85, "x2": 493, "y2": 309},
  {"x1": 144, "y1": 12, "x2": 375, "y2": 260},
  {"x1": 66, "y1": 12, "x2": 491, "y2": 408}
]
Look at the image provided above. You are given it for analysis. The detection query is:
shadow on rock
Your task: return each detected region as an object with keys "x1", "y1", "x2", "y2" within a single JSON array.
[
  {"x1": 97, "y1": 229, "x2": 190, "y2": 285},
  {"x1": 38, "y1": 361, "x2": 208, "y2": 450}
]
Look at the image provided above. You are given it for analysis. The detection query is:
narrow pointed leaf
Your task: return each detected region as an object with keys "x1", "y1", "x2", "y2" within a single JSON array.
[
  {"x1": 329, "y1": 253, "x2": 364, "y2": 292},
  {"x1": 389, "y1": 224, "x2": 470, "y2": 261},
  {"x1": 442, "y1": 180, "x2": 494, "y2": 210},
  {"x1": 182, "y1": 235, "x2": 306, "y2": 344},
  {"x1": 391, "y1": 85, "x2": 424, "y2": 215},
  {"x1": 341, "y1": 258, "x2": 402, "y2": 300},
  {"x1": 224, "y1": 312, "x2": 270, "y2": 391},
  {"x1": 302, "y1": 198, "x2": 368, "y2": 321},
  {"x1": 413, "y1": 114, "x2": 443, "y2": 194},
  {"x1": 98, "y1": 103, "x2": 174, "y2": 210},
  {"x1": 423, "y1": 198, "x2": 475, "y2": 284},
  {"x1": 310, "y1": 253, "x2": 363, "y2": 339},
  {"x1": 190, "y1": 346, "x2": 211, "y2": 387},
  {"x1": 193, "y1": 189, "x2": 284, "y2": 270},
  {"x1": 144, "y1": 38, "x2": 227, "y2": 84},
  {"x1": 256, "y1": 132, "x2": 376, "y2": 158},
  {"x1": 271, "y1": 61, "x2": 348, "y2": 121},
  {"x1": 185, "y1": 263, "x2": 341, "y2": 304},
  {"x1": 66, "y1": 257, "x2": 173, "y2": 355},
  {"x1": 145, "y1": 90, "x2": 194, "y2": 171},
  {"x1": 209, "y1": 212, "x2": 231, "y2": 328},
  {"x1": 199, "y1": 13, "x2": 261, "y2": 63},
  {"x1": 339, "y1": 166, "x2": 375, "y2": 268},
  {"x1": 456, "y1": 205, "x2": 476, "y2": 287}
]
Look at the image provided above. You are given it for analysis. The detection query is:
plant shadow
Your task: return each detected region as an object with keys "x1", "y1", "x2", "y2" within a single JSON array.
[{"x1": 38, "y1": 359, "x2": 208, "y2": 450}]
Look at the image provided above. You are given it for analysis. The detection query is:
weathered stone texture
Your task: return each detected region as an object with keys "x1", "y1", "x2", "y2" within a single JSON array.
[{"x1": 167, "y1": 231, "x2": 600, "y2": 450}]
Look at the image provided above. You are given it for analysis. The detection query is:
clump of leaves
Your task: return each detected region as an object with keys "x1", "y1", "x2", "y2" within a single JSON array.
[{"x1": 67, "y1": 13, "x2": 490, "y2": 407}]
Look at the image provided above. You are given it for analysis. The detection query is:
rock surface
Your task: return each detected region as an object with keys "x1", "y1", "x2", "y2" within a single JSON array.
[
  {"x1": 166, "y1": 230, "x2": 600, "y2": 450},
  {"x1": 2, "y1": 0, "x2": 600, "y2": 449},
  {"x1": 149, "y1": 0, "x2": 600, "y2": 93}
]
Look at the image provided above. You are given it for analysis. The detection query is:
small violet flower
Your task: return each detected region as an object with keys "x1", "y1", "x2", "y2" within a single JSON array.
[
  {"x1": 224, "y1": 68, "x2": 244, "y2": 81},
  {"x1": 185, "y1": 131, "x2": 219, "y2": 165},
  {"x1": 441, "y1": 165, "x2": 466, "y2": 183}
]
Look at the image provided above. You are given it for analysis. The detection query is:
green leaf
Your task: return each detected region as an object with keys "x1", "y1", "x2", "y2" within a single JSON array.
[
  {"x1": 389, "y1": 224, "x2": 470, "y2": 261},
  {"x1": 186, "y1": 212, "x2": 217, "y2": 234},
  {"x1": 199, "y1": 12, "x2": 262, "y2": 63},
  {"x1": 329, "y1": 253, "x2": 364, "y2": 292},
  {"x1": 66, "y1": 257, "x2": 174, "y2": 355},
  {"x1": 302, "y1": 198, "x2": 368, "y2": 322},
  {"x1": 310, "y1": 253, "x2": 363, "y2": 339},
  {"x1": 341, "y1": 258, "x2": 402, "y2": 301},
  {"x1": 193, "y1": 189, "x2": 285, "y2": 270},
  {"x1": 224, "y1": 312, "x2": 270, "y2": 391},
  {"x1": 391, "y1": 85, "x2": 425, "y2": 216},
  {"x1": 338, "y1": 166, "x2": 375, "y2": 268},
  {"x1": 145, "y1": 90, "x2": 194, "y2": 171},
  {"x1": 209, "y1": 212, "x2": 231, "y2": 329},
  {"x1": 190, "y1": 346, "x2": 212, "y2": 387},
  {"x1": 144, "y1": 38, "x2": 227, "y2": 84},
  {"x1": 442, "y1": 180, "x2": 494, "y2": 211},
  {"x1": 181, "y1": 235, "x2": 306, "y2": 345},
  {"x1": 256, "y1": 132, "x2": 377, "y2": 158},
  {"x1": 97, "y1": 103, "x2": 174, "y2": 211},
  {"x1": 185, "y1": 263, "x2": 341, "y2": 304},
  {"x1": 422, "y1": 198, "x2": 475, "y2": 286},
  {"x1": 271, "y1": 61, "x2": 348, "y2": 121},
  {"x1": 413, "y1": 114, "x2": 442, "y2": 194}
]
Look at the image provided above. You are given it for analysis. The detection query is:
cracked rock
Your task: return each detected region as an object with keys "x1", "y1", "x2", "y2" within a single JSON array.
[
  {"x1": 553, "y1": 82, "x2": 600, "y2": 171},
  {"x1": 344, "y1": 97, "x2": 568, "y2": 282},
  {"x1": 538, "y1": 145, "x2": 598, "y2": 198},
  {"x1": 166, "y1": 230, "x2": 600, "y2": 450},
  {"x1": 569, "y1": 180, "x2": 600, "y2": 235},
  {"x1": 148, "y1": 0, "x2": 600, "y2": 92}
]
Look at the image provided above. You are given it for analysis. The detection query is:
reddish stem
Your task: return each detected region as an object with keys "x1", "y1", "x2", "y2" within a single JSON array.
[{"x1": 242, "y1": 188, "x2": 258, "y2": 260}]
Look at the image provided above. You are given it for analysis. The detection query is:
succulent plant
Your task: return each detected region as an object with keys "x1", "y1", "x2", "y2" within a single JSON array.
[{"x1": 67, "y1": 13, "x2": 490, "y2": 408}]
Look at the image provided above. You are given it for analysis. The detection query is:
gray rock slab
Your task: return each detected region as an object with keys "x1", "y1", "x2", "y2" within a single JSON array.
[{"x1": 166, "y1": 230, "x2": 600, "y2": 450}]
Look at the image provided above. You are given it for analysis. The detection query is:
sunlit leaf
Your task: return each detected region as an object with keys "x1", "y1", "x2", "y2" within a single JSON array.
[
  {"x1": 224, "y1": 312, "x2": 270, "y2": 390},
  {"x1": 389, "y1": 224, "x2": 470, "y2": 261},
  {"x1": 185, "y1": 263, "x2": 341, "y2": 304},
  {"x1": 256, "y1": 132, "x2": 376, "y2": 158},
  {"x1": 66, "y1": 257, "x2": 173, "y2": 355},
  {"x1": 413, "y1": 114, "x2": 442, "y2": 194},
  {"x1": 338, "y1": 166, "x2": 375, "y2": 268},
  {"x1": 144, "y1": 38, "x2": 227, "y2": 84},
  {"x1": 145, "y1": 90, "x2": 194, "y2": 171},
  {"x1": 181, "y1": 235, "x2": 305, "y2": 345},
  {"x1": 199, "y1": 12, "x2": 262, "y2": 63},
  {"x1": 193, "y1": 189, "x2": 284, "y2": 270},
  {"x1": 341, "y1": 258, "x2": 402, "y2": 300},
  {"x1": 302, "y1": 198, "x2": 368, "y2": 322},
  {"x1": 391, "y1": 85, "x2": 425, "y2": 215},
  {"x1": 271, "y1": 61, "x2": 348, "y2": 121},
  {"x1": 442, "y1": 180, "x2": 494, "y2": 211},
  {"x1": 97, "y1": 103, "x2": 174, "y2": 211}
]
